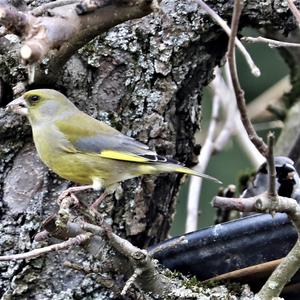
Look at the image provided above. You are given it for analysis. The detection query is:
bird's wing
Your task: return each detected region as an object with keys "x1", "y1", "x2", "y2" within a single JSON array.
[{"x1": 55, "y1": 113, "x2": 179, "y2": 164}]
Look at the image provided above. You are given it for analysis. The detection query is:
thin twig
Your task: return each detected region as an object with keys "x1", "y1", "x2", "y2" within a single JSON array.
[
  {"x1": 227, "y1": 0, "x2": 268, "y2": 156},
  {"x1": 213, "y1": 193, "x2": 300, "y2": 216},
  {"x1": 266, "y1": 133, "x2": 277, "y2": 197},
  {"x1": 288, "y1": 0, "x2": 300, "y2": 26},
  {"x1": 213, "y1": 166, "x2": 300, "y2": 300},
  {"x1": 194, "y1": 0, "x2": 260, "y2": 77},
  {"x1": 214, "y1": 64, "x2": 265, "y2": 167},
  {"x1": 213, "y1": 190, "x2": 300, "y2": 299},
  {"x1": 185, "y1": 64, "x2": 265, "y2": 232},
  {"x1": 0, "y1": 233, "x2": 92, "y2": 261},
  {"x1": 31, "y1": 0, "x2": 79, "y2": 16},
  {"x1": 243, "y1": 36, "x2": 300, "y2": 48},
  {"x1": 121, "y1": 268, "x2": 143, "y2": 296},
  {"x1": 185, "y1": 73, "x2": 222, "y2": 232}
]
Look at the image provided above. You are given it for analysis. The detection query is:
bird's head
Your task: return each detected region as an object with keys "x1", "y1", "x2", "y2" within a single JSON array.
[{"x1": 6, "y1": 89, "x2": 77, "y2": 123}]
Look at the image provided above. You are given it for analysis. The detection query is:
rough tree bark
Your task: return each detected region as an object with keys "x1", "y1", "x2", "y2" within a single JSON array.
[{"x1": 0, "y1": 0, "x2": 299, "y2": 298}]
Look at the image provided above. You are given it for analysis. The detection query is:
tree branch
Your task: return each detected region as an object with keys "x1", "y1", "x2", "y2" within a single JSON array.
[
  {"x1": 227, "y1": 0, "x2": 268, "y2": 156},
  {"x1": 0, "y1": 233, "x2": 92, "y2": 261},
  {"x1": 212, "y1": 128, "x2": 300, "y2": 298},
  {"x1": 0, "y1": 0, "x2": 153, "y2": 69},
  {"x1": 288, "y1": 0, "x2": 300, "y2": 25},
  {"x1": 31, "y1": 0, "x2": 79, "y2": 16},
  {"x1": 243, "y1": 36, "x2": 300, "y2": 48},
  {"x1": 266, "y1": 133, "x2": 277, "y2": 198},
  {"x1": 193, "y1": 0, "x2": 260, "y2": 77}
]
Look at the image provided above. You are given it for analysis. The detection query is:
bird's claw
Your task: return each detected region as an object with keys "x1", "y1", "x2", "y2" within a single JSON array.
[
  {"x1": 57, "y1": 185, "x2": 93, "y2": 206},
  {"x1": 57, "y1": 190, "x2": 71, "y2": 205}
]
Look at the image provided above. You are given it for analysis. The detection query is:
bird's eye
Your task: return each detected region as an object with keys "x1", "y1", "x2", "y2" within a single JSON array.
[{"x1": 30, "y1": 95, "x2": 40, "y2": 102}]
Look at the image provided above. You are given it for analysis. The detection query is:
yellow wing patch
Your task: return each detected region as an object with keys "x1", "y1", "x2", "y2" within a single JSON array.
[{"x1": 99, "y1": 150, "x2": 149, "y2": 163}]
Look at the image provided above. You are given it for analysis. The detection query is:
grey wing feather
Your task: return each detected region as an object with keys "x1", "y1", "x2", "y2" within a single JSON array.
[
  {"x1": 74, "y1": 133, "x2": 181, "y2": 164},
  {"x1": 74, "y1": 133, "x2": 152, "y2": 155}
]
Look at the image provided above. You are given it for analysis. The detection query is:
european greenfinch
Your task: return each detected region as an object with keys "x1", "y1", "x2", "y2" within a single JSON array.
[{"x1": 6, "y1": 89, "x2": 220, "y2": 206}]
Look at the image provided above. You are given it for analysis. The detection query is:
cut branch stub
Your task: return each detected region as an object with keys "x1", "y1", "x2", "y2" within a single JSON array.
[
  {"x1": 0, "y1": 1, "x2": 154, "y2": 67},
  {"x1": 21, "y1": 15, "x2": 78, "y2": 64}
]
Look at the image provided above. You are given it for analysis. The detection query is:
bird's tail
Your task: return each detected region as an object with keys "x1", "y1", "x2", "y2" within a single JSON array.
[
  {"x1": 138, "y1": 163, "x2": 221, "y2": 184},
  {"x1": 174, "y1": 166, "x2": 222, "y2": 184}
]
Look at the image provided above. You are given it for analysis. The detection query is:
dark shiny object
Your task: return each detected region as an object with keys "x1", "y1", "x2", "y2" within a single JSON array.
[{"x1": 150, "y1": 213, "x2": 297, "y2": 280}]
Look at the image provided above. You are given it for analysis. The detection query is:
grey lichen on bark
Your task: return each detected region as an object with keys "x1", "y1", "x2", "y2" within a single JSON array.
[
  {"x1": 0, "y1": 0, "x2": 300, "y2": 298},
  {"x1": 0, "y1": 1, "x2": 227, "y2": 297},
  {"x1": 56, "y1": 0, "x2": 227, "y2": 248}
]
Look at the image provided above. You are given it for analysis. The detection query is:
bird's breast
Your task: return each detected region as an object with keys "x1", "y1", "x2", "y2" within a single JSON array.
[{"x1": 32, "y1": 124, "x2": 96, "y2": 184}]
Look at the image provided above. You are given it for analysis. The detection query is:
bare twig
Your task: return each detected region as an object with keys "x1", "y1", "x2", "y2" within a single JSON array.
[
  {"x1": 75, "y1": 0, "x2": 111, "y2": 15},
  {"x1": 213, "y1": 192, "x2": 299, "y2": 215},
  {"x1": 0, "y1": 0, "x2": 153, "y2": 69},
  {"x1": 243, "y1": 36, "x2": 300, "y2": 48},
  {"x1": 205, "y1": 259, "x2": 282, "y2": 283},
  {"x1": 31, "y1": 0, "x2": 79, "y2": 16},
  {"x1": 214, "y1": 189, "x2": 300, "y2": 300},
  {"x1": 121, "y1": 268, "x2": 143, "y2": 295},
  {"x1": 266, "y1": 133, "x2": 277, "y2": 198},
  {"x1": 214, "y1": 64, "x2": 265, "y2": 166},
  {"x1": 194, "y1": 0, "x2": 260, "y2": 77},
  {"x1": 0, "y1": 233, "x2": 92, "y2": 261},
  {"x1": 185, "y1": 65, "x2": 265, "y2": 232},
  {"x1": 185, "y1": 75, "x2": 222, "y2": 232},
  {"x1": 107, "y1": 230, "x2": 147, "y2": 259},
  {"x1": 212, "y1": 137, "x2": 300, "y2": 300},
  {"x1": 227, "y1": 0, "x2": 268, "y2": 156},
  {"x1": 288, "y1": 0, "x2": 300, "y2": 26},
  {"x1": 105, "y1": 229, "x2": 175, "y2": 296}
]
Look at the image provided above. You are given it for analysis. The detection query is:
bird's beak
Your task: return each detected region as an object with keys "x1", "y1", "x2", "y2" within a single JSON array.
[{"x1": 6, "y1": 96, "x2": 28, "y2": 115}]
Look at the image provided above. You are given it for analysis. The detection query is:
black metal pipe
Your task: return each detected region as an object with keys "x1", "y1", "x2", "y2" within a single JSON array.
[{"x1": 149, "y1": 213, "x2": 297, "y2": 280}]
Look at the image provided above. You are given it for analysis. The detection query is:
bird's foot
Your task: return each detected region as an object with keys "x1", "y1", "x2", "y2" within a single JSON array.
[
  {"x1": 90, "y1": 190, "x2": 108, "y2": 212},
  {"x1": 57, "y1": 185, "x2": 93, "y2": 205}
]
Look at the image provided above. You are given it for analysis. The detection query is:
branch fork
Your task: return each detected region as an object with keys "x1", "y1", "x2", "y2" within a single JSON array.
[
  {"x1": 212, "y1": 132, "x2": 300, "y2": 299},
  {"x1": 0, "y1": 0, "x2": 154, "y2": 85}
]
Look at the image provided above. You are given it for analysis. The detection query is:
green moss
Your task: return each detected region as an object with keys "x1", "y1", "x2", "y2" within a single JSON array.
[
  {"x1": 163, "y1": 269, "x2": 184, "y2": 280},
  {"x1": 183, "y1": 276, "x2": 202, "y2": 290},
  {"x1": 204, "y1": 279, "x2": 245, "y2": 297}
]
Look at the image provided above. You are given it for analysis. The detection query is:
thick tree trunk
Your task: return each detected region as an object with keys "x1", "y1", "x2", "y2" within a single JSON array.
[{"x1": 0, "y1": 0, "x2": 299, "y2": 298}]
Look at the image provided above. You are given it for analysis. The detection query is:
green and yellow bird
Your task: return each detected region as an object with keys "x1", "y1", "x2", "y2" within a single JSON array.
[{"x1": 6, "y1": 89, "x2": 220, "y2": 206}]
